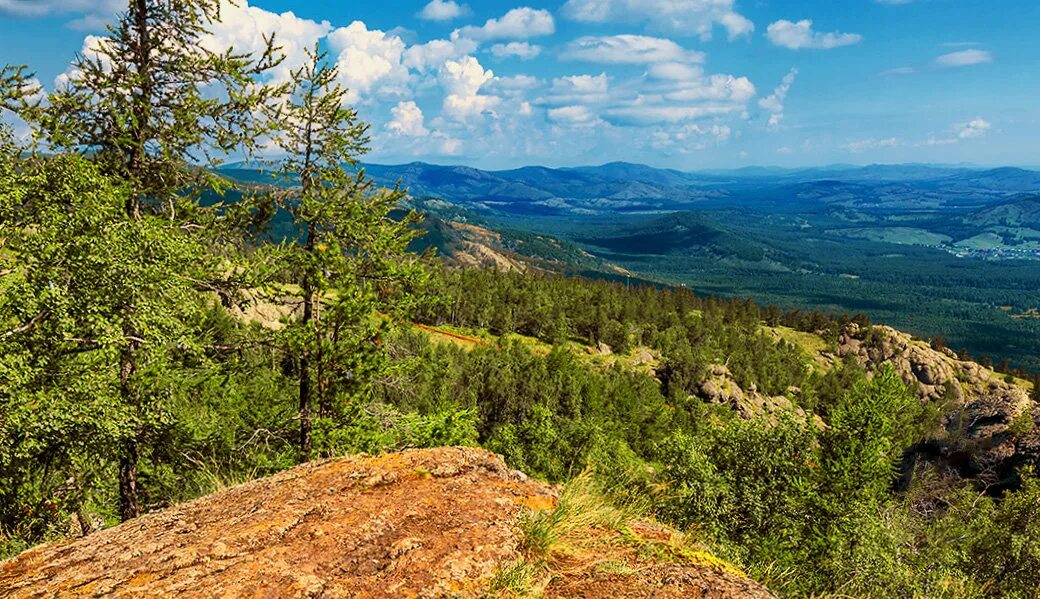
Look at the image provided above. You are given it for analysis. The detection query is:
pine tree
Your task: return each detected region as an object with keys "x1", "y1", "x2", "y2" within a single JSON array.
[
  {"x1": 20, "y1": 0, "x2": 282, "y2": 521},
  {"x1": 0, "y1": 66, "x2": 40, "y2": 114},
  {"x1": 268, "y1": 47, "x2": 426, "y2": 461},
  {"x1": 35, "y1": 0, "x2": 282, "y2": 218}
]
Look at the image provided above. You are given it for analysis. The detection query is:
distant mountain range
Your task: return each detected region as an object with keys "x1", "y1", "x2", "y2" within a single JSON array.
[{"x1": 347, "y1": 161, "x2": 1040, "y2": 217}]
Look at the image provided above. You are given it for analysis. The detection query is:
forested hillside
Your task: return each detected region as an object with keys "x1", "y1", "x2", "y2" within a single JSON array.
[
  {"x1": 2, "y1": 3, "x2": 1040, "y2": 598},
  {"x1": 366, "y1": 162, "x2": 1040, "y2": 372}
]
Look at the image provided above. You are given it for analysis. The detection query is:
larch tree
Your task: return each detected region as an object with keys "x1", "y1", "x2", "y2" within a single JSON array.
[
  {"x1": 268, "y1": 47, "x2": 427, "y2": 462},
  {"x1": 19, "y1": 0, "x2": 282, "y2": 521}
]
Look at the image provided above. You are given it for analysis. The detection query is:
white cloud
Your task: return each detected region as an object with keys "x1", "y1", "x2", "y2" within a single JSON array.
[
  {"x1": 766, "y1": 19, "x2": 863, "y2": 50},
  {"x1": 758, "y1": 68, "x2": 797, "y2": 129},
  {"x1": 0, "y1": 0, "x2": 122, "y2": 29},
  {"x1": 841, "y1": 137, "x2": 900, "y2": 153},
  {"x1": 204, "y1": 1, "x2": 332, "y2": 85},
  {"x1": 417, "y1": 0, "x2": 470, "y2": 22},
  {"x1": 327, "y1": 21, "x2": 411, "y2": 104},
  {"x1": 485, "y1": 74, "x2": 542, "y2": 95},
  {"x1": 561, "y1": 0, "x2": 753, "y2": 40},
  {"x1": 561, "y1": 35, "x2": 705, "y2": 65},
  {"x1": 650, "y1": 123, "x2": 731, "y2": 153},
  {"x1": 387, "y1": 101, "x2": 430, "y2": 137},
  {"x1": 403, "y1": 37, "x2": 478, "y2": 72},
  {"x1": 957, "y1": 118, "x2": 991, "y2": 139},
  {"x1": 647, "y1": 62, "x2": 704, "y2": 82},
  {"x1": 935, "y1": 49, "x2": 993, "y2": 67},
  {"x1": 880, "y1": 67, "x2": 916, "y2": 76},
  {"x1": 490, "y1": 42, "x2": 542, "y2": 60},
  {"x1": 548, "y1": 105, "x2": 602, "y2": 127},
  {"x1": 55, "y1": 34, "x2": 111, "y2": 88},
  {"x1": 660, "y1": 74, "x2": 755, "y2": 103},
  {"x1": 539, "y1": 74, "x2": 611, "y2": 106},
  {"x1": 604, "y1": 103, "x2": 744, "y2": 126},
  {"x1": 454, "y1": 7, "x2": 555, "y2": 42},
  {"x1": 439, "y1": 56, "x2": 501, "y2": 122},
  {"x1": 917, "y1": 118, "x2": 992, "y2": 146},
  {"x1": 437, "y1": 133, "x2": 464, "y2": 155}
]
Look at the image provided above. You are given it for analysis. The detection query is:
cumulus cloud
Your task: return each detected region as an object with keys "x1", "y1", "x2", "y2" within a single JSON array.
[
  {"x1": 561, "y1": 0, "x2": 753, "y2": 40},
  {"x1": 758, "y1": 68, "x2": 798, "y2": 129},
  {"x1": 658, "y1": 74, "x2": 756, "y2": 103},
  {"x1": 485, "y1": 74, "x2": 542, "y2": 95},
  {"x1": 204, "y1": 1, "x2": 332, "y2": 85},
  {"x1": 548, "y1": 105, "x2": 602, "y2": 127},
  {"x1": 957, "y1": 118, "x2": 991, "y2": 139},
  {"x1": 604, "y1": 103, "x2": 741, "y2": 126},
  {"x1": 403, "y1": 37, "x2": 478, "y2": 72},
  {"x1": 539, "y1": 74, "x2": 611, "y2": 106},
  {"x1": 327, "y1": 21, "x2": 411, "y2": 104},
  {"x1": 646, "y1": 62, "x2": 703, "y2": 82},
  {"x1": 537, "y1": 54, "x2": 754, "y2": 129},
  {"x1": 55, "y1": 34, "x2": 111, "y2": 88},
  {"x1": 561, "y1": 35, "x2": 705, "y2": 65},
  {"x1": 841, "y1": 137, "x2": 900, "y2": 153},
  {"x1": 490, "y1": 42, "x2": 542, "y2": 60},
  {"x1": 766, "y1": 19, "x2": 863, "y2": 50},
  {"x1": 650, "y1": 123, "x2": 731, "y2": 153},
  {"x1": 439, "y1": 56, "x2": 501, "y2": 122},
  {"x1": 417, "y1": 0, "x2": 470, "y2": 22},
  {"x1": 918, "y1": 118, "x2": 992, "y2": 146},
  {"x1": 387, "y1": 101, "x2": 430, "y2": 137},
  {"x1": 454, "y1": 7, "x2": 555, "y2": 42},
  {"x1": 934, "y1": 49, "x2": 993, "y2": 67}
]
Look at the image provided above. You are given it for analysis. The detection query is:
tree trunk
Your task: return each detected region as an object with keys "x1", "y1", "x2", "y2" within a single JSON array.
[
  {"x1": 118, "y1": 441, "x2": 141, "y2": 521},
  {"x1": 298, "y1": 283, "x2": 314, "y2": 463},
  {"x1": 298, "y1": 219, "x2": 317, "y2": 463},
  {"x1": 127, "y1": 0, "x2": 152, "y2": 219},
  {"x1": 118, "y1": 341, "x2": 142, "y2": 521}
]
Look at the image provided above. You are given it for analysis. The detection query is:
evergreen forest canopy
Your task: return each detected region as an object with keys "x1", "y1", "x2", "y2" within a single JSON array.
[{"x1": 2, "y1": 2, "x2": 1040, "y2": 597}]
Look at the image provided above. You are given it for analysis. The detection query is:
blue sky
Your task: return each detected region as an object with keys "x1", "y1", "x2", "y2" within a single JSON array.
[{"x1": 1, "y1": 0, "x2": 1038, "y2": 169}]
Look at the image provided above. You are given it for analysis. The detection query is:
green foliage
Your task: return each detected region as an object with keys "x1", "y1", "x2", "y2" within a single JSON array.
[
  {"x1": 262, "y1": 47, "x2": 427, "y2": 461},
  {"x1": 652, "y1": 369, "x2": 949, "y2": 596},
  {"x1": 29, "y1": 0, "x2": 281, "y2": 217},
  {"x1": 0, "y1": 154, "x2": 207, "y2": 535},
  {"x1": 963, "y1": 474, "x2": 1040, "y2": 597}
]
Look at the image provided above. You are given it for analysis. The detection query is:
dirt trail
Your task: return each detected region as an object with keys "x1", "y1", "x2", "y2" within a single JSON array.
[{"x1": 0, "y1": 447, "x2": 772, "y2": 598}]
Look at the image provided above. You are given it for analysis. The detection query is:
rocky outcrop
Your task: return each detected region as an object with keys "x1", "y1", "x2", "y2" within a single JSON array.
[
  {"x1": 698, "y1": 364, "x2": 816, "y2": 425},
  {"x1": 835, "y1": 324, "x2": 1039, "y2": 484},
  {"x1": 0, "y1": 447, "x2": 773, "y2": 599}
]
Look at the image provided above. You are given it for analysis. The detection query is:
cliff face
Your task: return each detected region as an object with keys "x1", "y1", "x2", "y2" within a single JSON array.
[
  {"x1": 0, "y1": 447, "x2": 773, "y2": 599},
  {"x1": 836, "y1": 324, "x2": 1039, "y2": 484}
]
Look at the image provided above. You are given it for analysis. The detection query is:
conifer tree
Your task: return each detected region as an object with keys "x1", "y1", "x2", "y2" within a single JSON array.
[
  {"x1": 19, "y1": 0, "x2": 282, "y2": 521},
  {"x1": 269, "y1": 47, "x2": 426, "y2": 461},
  {"x1": 35, "y1": 0, "x2": 282, "y2": 218},
  {"x1": 0, "y1": 66, "x2": 40, "y2": 115}
]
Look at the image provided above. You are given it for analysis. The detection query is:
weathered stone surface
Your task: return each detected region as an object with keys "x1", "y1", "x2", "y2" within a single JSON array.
[
  {"x1": 836, "y1": 324, "x2": 1036, "y2": 483},
  {"x1": 0, "y1": 447, "x2": 774, "y2": 599}
]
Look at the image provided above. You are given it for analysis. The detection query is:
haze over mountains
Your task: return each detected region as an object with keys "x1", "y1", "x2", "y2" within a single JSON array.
[{"x1": 356, "y1": 161, "x2": 1040, "y2": 216}]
